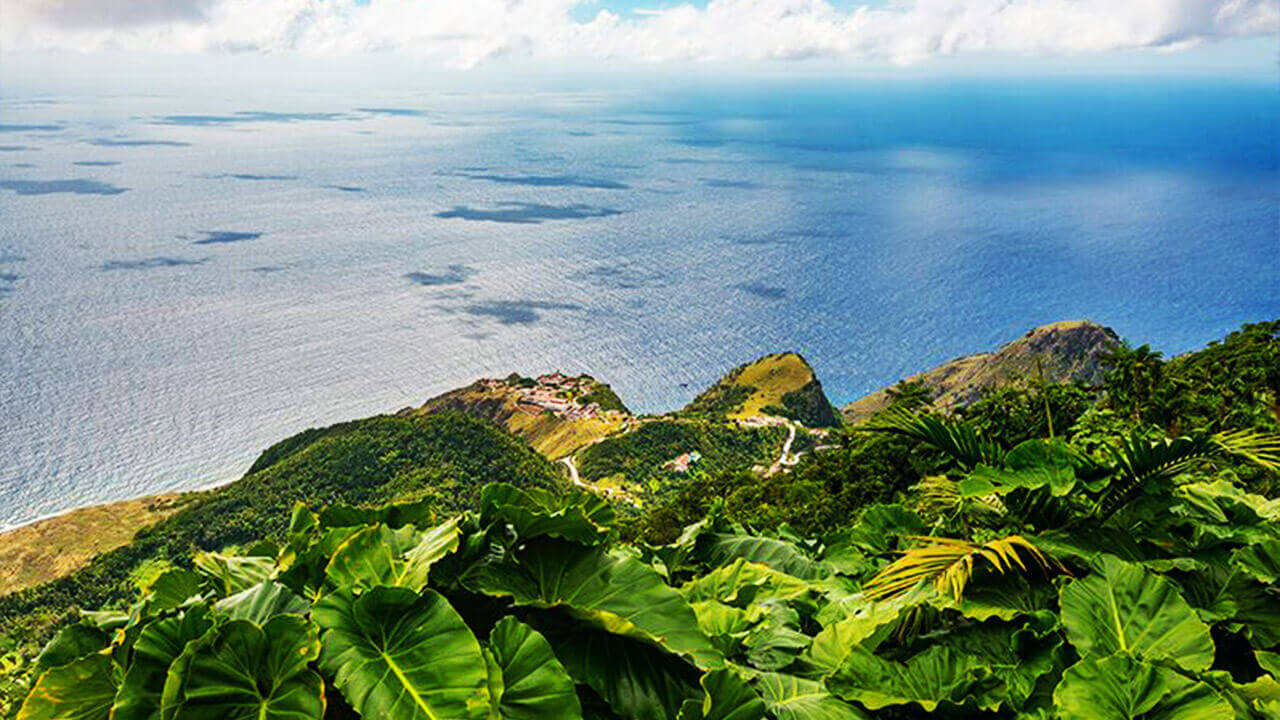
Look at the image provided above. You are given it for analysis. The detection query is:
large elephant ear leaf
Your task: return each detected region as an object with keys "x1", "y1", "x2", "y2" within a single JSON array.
[
  {"x1": 1059, "y1": 556, "x2": 1214, "y2": 672},
  {"x1": 470, "y1": 538, "x2": 721, "y2": 669},
  {"x1": 144, "y1": 569, "x2": 205, "y2": 612},
  {"x1": 323, "y1": 524, "x2": 420, "y2": 590},
  {"x1": 164, "y1": 615, "x2": 324, "y2": 720},
  {"x1": 214, "y1": 581, "x2": 309, "y2": 625},
  {"x1": 324, "y1": 519, "x2": 459, "y2": 592},
  {"x1": 754, "y1": 672, "x2": 869, "y2": 720},
  {"x1": 487, "y1": 617, "x2": 582, "y2": 720},
  {"x1": 17, "y1": 652, "x2": 117, "y2": 720},
  {"x1": 1053, "y1": 654, "x2": 1230, "y2": 720},
  {"x1": 192, "y1": 551, "x2": 275, "y2": 597},
  {"x1": 480, "y1": 483, "x2": 614, "y2": 545},
  {"x1": 550, "y1": 627, "x2": 701, "y2": 720},
  {"x1": 314, "y1": 586, "x2": 491, "y2": 720},
  {"x1": 32, "y1": 621, "x2": 109, "y2": 674},
  {"x1": 111, "y1": 604, "x2": 214, "y2": 720},
  {"x1": 677, "y1": 669, "x2": 766, "y2": 720},
  {"x1": 1233, "y1": 539, "x2": 1280, "y2": 585}
]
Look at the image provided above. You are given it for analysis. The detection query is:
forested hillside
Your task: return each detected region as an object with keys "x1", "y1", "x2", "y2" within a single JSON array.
[{"x1": 2, "y1": 320, "x2": 1278, "y2": 719}]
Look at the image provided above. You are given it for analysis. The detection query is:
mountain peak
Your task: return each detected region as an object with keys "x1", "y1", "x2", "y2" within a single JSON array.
[
  {"x1": 682, "y1": 351, "x2": 839, "y2": 427},
  {"x1": 842, "y1": 319, "x2": 1120, "y2": 423}
]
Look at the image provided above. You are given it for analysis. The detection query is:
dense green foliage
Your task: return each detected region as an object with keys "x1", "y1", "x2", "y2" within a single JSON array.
[
  {"x1": 0, "y1": 413, "x2": 560, "y2": 660},
  {"x1": 763, "y1": 381, "x2": 841, "y2": 428},
  {"x1": 580, "y1": 380, "x2": 631, "y2": 414},
  {"x1": 577, "y1": 419, "x2": 786, "y2": 489},
  {"x1": 4, "y1": 319, "x2": 1279, "y2": 719},
  {"x1": 11, "y1": 408, "x2": 1280, "y2": 720},
  {"x1": 681, "y1": 383, "x2": 756, "y2": 422}
]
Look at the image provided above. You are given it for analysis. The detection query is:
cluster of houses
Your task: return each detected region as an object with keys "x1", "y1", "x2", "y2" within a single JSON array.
[{"x1": 483, "y1": 372, "x2": 606, "y2": 421}]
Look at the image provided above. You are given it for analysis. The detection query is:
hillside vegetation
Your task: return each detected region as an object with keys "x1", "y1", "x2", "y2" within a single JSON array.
[
  {"x1": 0, "y1": 412, "x2": 560, "y2": 660},
  {"x1": 7, "y1": 408, "x2": 1279, "y2": 719},
  {"x1": 3, "y1": 319, "x2": 1279, "y2": 720}
]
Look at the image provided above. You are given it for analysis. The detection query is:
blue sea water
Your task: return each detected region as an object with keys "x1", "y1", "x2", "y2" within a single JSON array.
[{"x1": 0, "y1": 77, "x2": 1276, "y2": 529}]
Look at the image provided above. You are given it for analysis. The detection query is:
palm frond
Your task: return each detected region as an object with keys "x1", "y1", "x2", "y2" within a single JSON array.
[
  {"x1": 1097, "y1": 429, "x2": 1280, "y2": 521},
  {"x1": 863, "y1": 407, "x2": 1005, "y2": 470},
  {"x1": 862, "y1": 534, "x2": 1056, "y2": 603},
  {"x1": 1212, "y1": 428, "x2": 1280, "y2": 469}
]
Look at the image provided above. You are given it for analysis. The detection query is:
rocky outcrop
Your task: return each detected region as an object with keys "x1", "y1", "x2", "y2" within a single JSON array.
[{"x1": 842, "y1": 320, "x2": 1119, "y2": 423}]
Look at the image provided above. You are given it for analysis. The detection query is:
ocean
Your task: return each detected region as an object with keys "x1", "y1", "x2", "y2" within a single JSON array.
[{"x1": 0, "y1": 76, "x2": 1276, "y2": 529}]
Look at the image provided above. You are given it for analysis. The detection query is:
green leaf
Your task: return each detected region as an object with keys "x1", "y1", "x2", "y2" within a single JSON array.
[
  {"x1": 323, "y1": 523, "x2": 422, "y2": 590},
  {"x1": 551, "y1": 627, "x2": 700, "y2": 720},
  {"x1": 17, "y1": 652, "x2": 116, "y2": 720},
  {"x1": 144, "y1": 569, "x2": 204, "y2": 612},
  {"x1": 1058, "y1": 556, "x2": 1214, "y2": 672},
  {"x1": 214, "y1": 581, "x2": 309, "y2": 625},
  {"x1": 164, "y1": 615, "x2": 323, "y2": 720},
  {"x1": 826, "y1": 645, "x2": 986, "y2": 712},
  {"x1": 33, "y1": 622, "x2": 108, "y2": 674},
  {"x1": 470, "y1": 538, "x2": 721, "y2": 669},
  {"x1": 678, "y1": 669, "x2": 766, "y2": 720},
  {"x1": 804, "y1": 600, "x2": 903, "y2": 676},
  {"x1": 487, "y1": 617, "x2": 582, "y2": 720},
  {"x1": 314, "y1": 586, "x2": 491, "y2": 720},
  {"x1": 838, "y1": 505, "x2": 926, "y2": 555},
  {"x1": 317, "y1": 497, "x2": 434, "y2": 529},
  {"x1": 680, "y1": 559, "x2": 813, "y2": 608},
  {"x1": 1233, "y1": 540, "x2": 1280, "y2": 585},
  {"x1": 111, "y1": 605, "x2": 214, "y2": 720},
  {"x1": 191, "y1": 552, "x2": 275, "y2": 597},
  {"x1": 1053, "y1": 654, "x2": 1230, "y2": 720},
  {"x1": 700, "y1": 535, "x2": 826, "y2": 581},
  {"x1": 480, "y1": 483, "x2": 614, "y2": 545},
  {"x1": 755, "y1": 672, "x2": 868, "y2": 720}
]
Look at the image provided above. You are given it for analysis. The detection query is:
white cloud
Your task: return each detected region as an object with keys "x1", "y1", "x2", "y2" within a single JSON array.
[{"x1": 2, "y1": 0, "x2": 1276, "y2": 66}]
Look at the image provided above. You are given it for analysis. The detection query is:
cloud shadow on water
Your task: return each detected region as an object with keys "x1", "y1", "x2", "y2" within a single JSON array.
[
  {"x1": 101, "y1": 257, "x2": 208, "y2": 271},
  {"x1": 734, "y1": 281, "x2": 787, "y2": 300},
  {"x1": 357, "y1": 108, "x2": 429, "y2": 117},
  {"x1": 454, "y1": 172, "x2": 629, "y2": 190},
  {"x1": 405, "y1": 265, "x2": 477, "y2": 286},
  {"x1": 155, "y1": 111, "x2": 347, "y2": 126},
  {"x1": 0, "y1": 179, "x2": 128, "y2": 195},
  {"x1": 88, "y1": 138, "x2": 191, "y2": 147},
  {"x1": 210, "y1": 173, "x2": 297, "y2": 181},
  {"x1": 569, "y1": 263, "x2": 668, "y2": 290},
  {"x1": 435, "y1": 202, "x2": 623, "y2": 224},
  {"x1": 192, "y1": 231, "x2": 262, "y2": 245},
  {"x1": 701, "y1": 178, "x2": 761, "y2": 189},
  {"x1": 0, "y1": 124, "x2": 61, "y2": 133},
  {"x1": 460, "y1": 299, "x2": 583, "y2": 325}
]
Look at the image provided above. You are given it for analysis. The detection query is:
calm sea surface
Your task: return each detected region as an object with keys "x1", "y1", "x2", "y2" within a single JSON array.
[{"x1": 1, "y1": 78, "x2": 1276, "y2": 528}]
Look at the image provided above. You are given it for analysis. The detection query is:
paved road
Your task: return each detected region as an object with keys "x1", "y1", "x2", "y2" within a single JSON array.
[
  {"x1": 768, "y1": 423, "x2": 798, "y2": 475},
  {"x1": 560, "y1": 456, "x2": 582, "y2": 485}
]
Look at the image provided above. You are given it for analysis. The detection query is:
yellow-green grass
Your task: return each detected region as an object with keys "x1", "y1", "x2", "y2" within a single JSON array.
[
  {"x1": 727, "y1": 353, "x2": 815, "y2": 420},
  {"x1": 0, "y1": 494, "x2": 184, "y2": 595}
]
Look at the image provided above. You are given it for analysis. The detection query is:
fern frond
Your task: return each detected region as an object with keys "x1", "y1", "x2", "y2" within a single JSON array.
[
  {"x1": 862, "y1": 534, "x2": 1056, "y2": 603},
  {"x1": 863, "y1": 408, "x2": 1005, "y2": 470}
]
